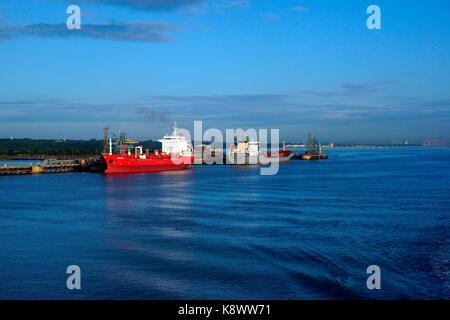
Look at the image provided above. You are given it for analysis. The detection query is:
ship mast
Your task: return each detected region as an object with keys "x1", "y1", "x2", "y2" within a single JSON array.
[
  {"x1": 103, "y1": 127, "x2": 109, "y2": 154},
  {"x1": 173, "y1": 122, "x2": 178, "y2": 135}
]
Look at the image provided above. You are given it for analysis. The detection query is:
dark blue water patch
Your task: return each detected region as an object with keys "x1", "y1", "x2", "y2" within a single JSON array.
[{"x1": 0, "y1": 147, "x2": 448, "y2": 299}]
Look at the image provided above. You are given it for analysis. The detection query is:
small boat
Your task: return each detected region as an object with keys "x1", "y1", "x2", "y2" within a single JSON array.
[{"x1": 296, "y1": 133, "x2": 328, "y2": 160}]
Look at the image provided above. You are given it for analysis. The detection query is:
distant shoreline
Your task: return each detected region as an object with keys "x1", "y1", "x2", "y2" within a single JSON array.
[
  {"x1": 286, "y1": 144, "x2": 448, "y2": 148},
  {"x1": 1, "y1": 145, "x2": 448, "y2": 161},
  {"x1": 1, "y1": 138, "x2": 447, "y2": 161}
]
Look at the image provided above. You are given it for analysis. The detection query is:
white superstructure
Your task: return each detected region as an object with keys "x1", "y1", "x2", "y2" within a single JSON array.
[
  {"x1": 247, "y1": 141, "x2": 259, "y2": 156},
  {"x1": 229, "y1": 133, "x2": 260, "y2": 164},
  {"x1": 158, "y1": 122, "x2": 193, "y2": 156},
  {"x1": 230, "y1": 133, "x2": 260, "y2": 157}
]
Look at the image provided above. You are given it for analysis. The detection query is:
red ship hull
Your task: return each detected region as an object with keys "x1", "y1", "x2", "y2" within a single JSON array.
[
  {"x1": 103, "y1": 154, "x2": 194, "y2": 174},
  {"x1": 259, "y1": 150, "x2": 293, "y2": 164},
  {"x1": 230, "y1": 150, "x2": 293, "y2": 165}
]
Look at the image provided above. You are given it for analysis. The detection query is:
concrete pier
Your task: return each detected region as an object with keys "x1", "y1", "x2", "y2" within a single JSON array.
[{"x1": 0, "y1": 158, "x2": 98, "y2": 176}]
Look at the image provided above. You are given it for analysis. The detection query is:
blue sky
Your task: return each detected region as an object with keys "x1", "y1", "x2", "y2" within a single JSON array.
[{"x1": 0, "y1": 0, "x2": 449, "y2": 143}]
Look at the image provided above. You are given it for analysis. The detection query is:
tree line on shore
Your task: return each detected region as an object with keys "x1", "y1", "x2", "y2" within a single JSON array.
[{"x1": 0, "y1": 138, "x2": 162, "y2": 156}]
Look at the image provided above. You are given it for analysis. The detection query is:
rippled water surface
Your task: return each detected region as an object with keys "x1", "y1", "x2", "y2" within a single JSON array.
[{"x1": 0, "y1": 147, "x2": 449, "y2": 299}]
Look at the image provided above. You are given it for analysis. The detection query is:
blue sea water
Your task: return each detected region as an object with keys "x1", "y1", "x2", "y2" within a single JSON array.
[{"x1": 0, "y1": 147, "x2": 448, "y2": 299}]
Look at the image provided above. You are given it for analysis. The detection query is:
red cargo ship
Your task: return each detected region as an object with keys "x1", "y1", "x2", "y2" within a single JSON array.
[{"x1": 103, "y1": 123, "x2": 194, "y2": 174}]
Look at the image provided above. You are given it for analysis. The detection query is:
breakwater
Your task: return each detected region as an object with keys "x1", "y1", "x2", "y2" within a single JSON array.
[{"x1": 0, "y1": 157, "x2": 104, "y2": 175}]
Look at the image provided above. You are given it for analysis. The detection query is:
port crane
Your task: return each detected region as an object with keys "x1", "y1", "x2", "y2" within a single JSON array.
[
  {"x1": 294, "y1": 133, "x2": 328, "y2": 160},
  {"x1": 103, "y1": 128, "x2": 139, "y2": 155},
  {"x1": 112, "y1": 131, "x2": 139, "y2": 147},
  {"x1": 306, "y1": 133, "x2": 321, "y2": 156}
]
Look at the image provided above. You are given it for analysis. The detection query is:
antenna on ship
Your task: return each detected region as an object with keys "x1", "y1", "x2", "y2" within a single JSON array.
[
  {"x1": 103, "y1": 127, "x2": 109, "y2": 154},
  {"x1": 173, "y1": 121, "x2": 178, "y2": 135}
]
